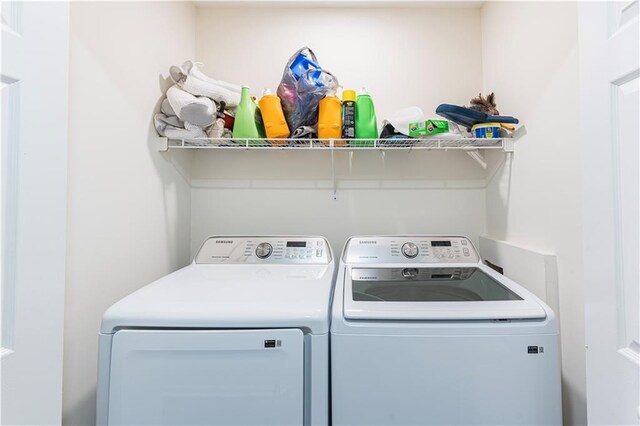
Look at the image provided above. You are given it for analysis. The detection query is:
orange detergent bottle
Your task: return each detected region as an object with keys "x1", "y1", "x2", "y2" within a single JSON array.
[
  {"x1": 258, "y1": 88, "x2": 289, "y2": 143},
  {"x1": 318, "y1": 93, "x2": 343, "y2": 145}
]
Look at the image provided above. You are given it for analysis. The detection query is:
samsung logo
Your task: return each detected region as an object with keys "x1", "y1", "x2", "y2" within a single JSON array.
[
  {"x1": 358, "y1": 241, "x2": 377, "y2": 244},
  {"x1": 215, "y1": 240, "x2": 233, "y2": 244}
]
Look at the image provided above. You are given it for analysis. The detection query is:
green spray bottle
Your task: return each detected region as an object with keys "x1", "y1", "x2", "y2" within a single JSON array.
[
  {"x1": 354, "y1": 87, "x2": 378, "y2": 147},
  {"x1": 233, "y1": 86, "x2": 264, "y2": 144}
]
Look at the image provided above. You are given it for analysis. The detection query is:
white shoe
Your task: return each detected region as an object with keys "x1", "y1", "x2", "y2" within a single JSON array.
[
  {"x1": 161, "y1": 98, "x2": 176, "y2": 116},
  {"x1": 166, "y1": 85, "x2": 216, "y2": 127},
  {"x1": 170, "y1": 60, "x2": 241, "y2": 107}
]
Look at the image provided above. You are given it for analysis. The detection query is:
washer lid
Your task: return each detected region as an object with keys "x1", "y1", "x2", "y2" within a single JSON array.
[{"x1": 344, "y1": 266, "x2": 546, "y2": 321}]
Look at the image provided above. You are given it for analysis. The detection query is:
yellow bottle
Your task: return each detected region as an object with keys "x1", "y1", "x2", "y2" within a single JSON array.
[
  {"x1": 258, "y1": 88, "x2": 289, "y2": 143},
  {"x1": 318, "y1": 95, "x2": 343, "y2": 144}
]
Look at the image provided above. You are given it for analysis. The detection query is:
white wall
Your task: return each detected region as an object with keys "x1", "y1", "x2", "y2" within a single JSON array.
[
  {"x1": 63, "y1": 2, "x2": 195, "y2": 425},
  {"x1": 192, "y1": 6, "x2": 486, "y2": 254},
  {"x1": 481, "y1": 2, "x2": 586, "y2": 424},
  {"x1": 196, "y1": 6, "x2": 482, "y2": 134},
  {"x1": 191, "y1": 185, "x2": 486, "y2": 255}
]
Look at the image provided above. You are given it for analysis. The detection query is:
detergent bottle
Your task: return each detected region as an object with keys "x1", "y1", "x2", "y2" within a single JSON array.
[
  {"x1": 258, "y1": 88, "x2": 289, "y2": 144},
  {"x1": 318, "y1": 91, "x2": 343, "y2": 145},
  {"x1": 354, "y1": 88, "x2": 377, "y2": 146},
  {"x1": 233, "y1": 86, "x2": 262, "y2": 143},
  {"x1": 341, "y1": 89, "x2": 356, "y2": 140}
]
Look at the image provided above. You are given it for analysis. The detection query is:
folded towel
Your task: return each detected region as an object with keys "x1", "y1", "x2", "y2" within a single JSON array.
[
  {"x1": 155, "y1": 113, "x2": 183, "y2": 129},
  {"x1": 154, "y1": 113, "x2": 205, "y2": 140},
  {"x1": 170, "y1": 60, "x2": 241, "y2": 108},
  {"x1": 166, "y1": 85, "x2": 216, "y2": 127}
]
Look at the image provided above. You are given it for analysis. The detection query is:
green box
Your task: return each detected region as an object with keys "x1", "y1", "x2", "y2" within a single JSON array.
[{"x1": 408, "y1": 120, "x2": 449, "y2": 137}]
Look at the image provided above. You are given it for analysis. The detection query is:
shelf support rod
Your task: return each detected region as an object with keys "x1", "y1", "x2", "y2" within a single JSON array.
[
  {"x1": 331, "y1": 139, "x2": 337, "y2": 200},
  {"x1": 465, "y1": 149, "x2": 488, "y2": 169}
]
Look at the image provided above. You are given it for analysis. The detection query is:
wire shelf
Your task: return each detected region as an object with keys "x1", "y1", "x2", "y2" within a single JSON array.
[
  {"x1": 156, "y1": 127, "x2": 525, "y2": 195},
  {"x1": 160, "y1": 137, "x2": 511, "y2": 151}
]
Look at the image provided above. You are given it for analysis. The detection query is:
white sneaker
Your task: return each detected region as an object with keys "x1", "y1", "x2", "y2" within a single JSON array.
[
  {"x1": 170, "y1": 60, "x2": 241, "y2": 107},
  {"x1": 161, "y1": 98, "x2": 176, "y2": 116},
  {"x1": 166, "y1": 85, "x2": 216, "y2": 127}
]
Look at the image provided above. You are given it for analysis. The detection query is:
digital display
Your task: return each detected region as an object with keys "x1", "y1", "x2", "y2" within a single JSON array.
[
  {"x1": 287, "y1": 241, "x2": 306, "y2": 247},
  {"x1": 431, "y1": 241, "x2": 452, "y2": 247}
]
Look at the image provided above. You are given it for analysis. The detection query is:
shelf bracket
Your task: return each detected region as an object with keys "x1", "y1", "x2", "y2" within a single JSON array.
[
  {"x1": 157, "y1": 137, "x2": 169, "y2": 152},
  {"x1": 465, "y1": 149, "x2": 488, "y2": 169},
  {"x1": 504, "y1": 125, "x2": 527, "y2": 153},
  {"x1": 503, "y1": 138, "x2": 515, "y2": 153}
]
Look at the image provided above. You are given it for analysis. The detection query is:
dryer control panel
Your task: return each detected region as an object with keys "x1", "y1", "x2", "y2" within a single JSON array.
[
  {"x1": 195, "y1": 236, "x2": 331, "y2": 264},
  {"x1": 343, "y1": 236, "x2": 480, "y2": 264}
]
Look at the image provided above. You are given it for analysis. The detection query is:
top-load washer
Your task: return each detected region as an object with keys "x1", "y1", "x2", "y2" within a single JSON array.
[
  {"x1": 96, "y1": 236, "x2": 334, "y2": 426},
  {"x1": 331, "y1": 235, "x2": 562, "y2": 425}
]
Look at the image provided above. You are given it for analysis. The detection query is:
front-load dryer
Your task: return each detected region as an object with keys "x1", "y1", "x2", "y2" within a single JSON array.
[
  {"x1": 331, "y1": 235, "x2": 562, "y2": 425},
  {"x1": 97, "y1": 236, "x2": 334, "y2": 426}
]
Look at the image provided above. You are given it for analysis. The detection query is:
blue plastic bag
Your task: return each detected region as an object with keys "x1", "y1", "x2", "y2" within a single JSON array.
[{"x1": 276, "y1": 47, "x2": 339, "y2": 135}]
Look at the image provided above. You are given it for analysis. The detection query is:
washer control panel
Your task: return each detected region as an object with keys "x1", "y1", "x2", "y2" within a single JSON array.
[
  {"x1": 343, "y1": 236, "x2": 480, "y2": 264},
  {"x1": 195, "y1": 236, "x2": 331, "y2": 264}
]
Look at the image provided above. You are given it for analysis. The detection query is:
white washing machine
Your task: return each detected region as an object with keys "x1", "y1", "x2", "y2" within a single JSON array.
[
  {"x1": 96, "y1": 236, "x2": 334, "y2": 426},
  {"x1": 331, "y1": 235, "x2": 562, "y2": 426}
]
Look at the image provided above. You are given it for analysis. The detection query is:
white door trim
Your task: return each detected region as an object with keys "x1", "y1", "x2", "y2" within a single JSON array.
[{"x1": 1, "y1": 2, "x2": 69, "y2": 424}]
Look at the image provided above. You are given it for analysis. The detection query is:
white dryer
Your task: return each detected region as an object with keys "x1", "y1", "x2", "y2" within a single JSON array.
[
  {"x1": 96, "y1": 236, "x2": 334, "y2": 426},
  {"x1": 331, "y1": 235, "x2": 562, "y2": 426}
]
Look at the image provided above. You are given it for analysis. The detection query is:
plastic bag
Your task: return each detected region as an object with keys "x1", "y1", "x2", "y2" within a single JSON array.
[{"x1": 277, "y1": 47, "x2": 339, "y2": 135}]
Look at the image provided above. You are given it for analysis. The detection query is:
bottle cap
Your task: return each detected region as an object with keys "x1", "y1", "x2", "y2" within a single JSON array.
[
  {"x1": 262, "y1": 88, "x2": 272, "y2": 96},
  {"x1": 342, "y1": 89, "x2": 356, "y2": 102},
  {"x1": 360, "y1": 87, "x2": 368, "y2": 95}
]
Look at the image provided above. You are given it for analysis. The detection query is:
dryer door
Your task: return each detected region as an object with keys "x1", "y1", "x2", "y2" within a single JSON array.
[{"x1": 107, "y1": 329, "x2": 304, "y2": 425}]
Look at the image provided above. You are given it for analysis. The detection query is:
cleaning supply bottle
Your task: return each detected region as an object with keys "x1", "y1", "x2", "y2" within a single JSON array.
[
  {"x1": 318, "y1": 92, "x2": 343, "y2": 145},
  {"x1": 354, "y1": 88, "x2": 377, "y2": 146},
  {"x1": 258, "y1": 88, "x2": 289, "y2": 144},
  {"x1": 341, "y1": 89, "x2": 356, "y2": 140},
  {"x1": 233, "y1": 86, "x2": 262, "y2": 143}
]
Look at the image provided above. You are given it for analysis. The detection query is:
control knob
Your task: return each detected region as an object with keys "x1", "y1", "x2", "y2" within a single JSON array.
[
  {"x1": 255, "y1": 242, "x2": 273, "y2": 259},
  {"x1": 401, "y1": 242, "x2": 419, "y2": 258},
  {"x1": 402, "y1": 268, "x2": 419, "y2": 279}
]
